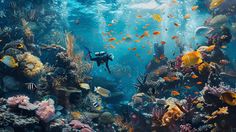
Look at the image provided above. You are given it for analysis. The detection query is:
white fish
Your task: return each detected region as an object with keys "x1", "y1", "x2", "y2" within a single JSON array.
[
  {"x1": 94, "y1": 86, "x2": 111, "y2": 97},
  {"x1": 79, "y1": 83, "x2": 90, "y2": 90}
]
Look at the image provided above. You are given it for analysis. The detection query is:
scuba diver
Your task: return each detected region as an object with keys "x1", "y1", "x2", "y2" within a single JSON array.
[{"x1": 85, "y1": 47, "x2": 114, "y2": 74}]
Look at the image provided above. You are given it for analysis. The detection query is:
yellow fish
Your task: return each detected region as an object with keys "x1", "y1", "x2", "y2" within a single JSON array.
[
  {"x1": 197, "y1": 45, "x2": 215, "y2": 52},
  {"x1": 152, "y1": 14, "x2": 162, "y2": 22},
  {"x1": 210, "y1": 0, "x2": 225, "y2": 10},
  {"x1": 94, "y1": 86, "x2": 111, "y2": 97},
  {"x1": 79, "y1": 83, "x2": 90, "y2": 90},
  {"x1": 181, "y1": 51, "x2": 203, "y2": 67},
  {"x1": 0, "y1": 55, "x2": 19, "y2": 68},
  {"x1": 220, "y1": 92, "x2": 236, "y2": 106}
]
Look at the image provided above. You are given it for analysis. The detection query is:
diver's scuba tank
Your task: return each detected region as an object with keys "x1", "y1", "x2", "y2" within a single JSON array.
[{"x1": 95, "y1": 51, "x2": 106, "y2": 56}]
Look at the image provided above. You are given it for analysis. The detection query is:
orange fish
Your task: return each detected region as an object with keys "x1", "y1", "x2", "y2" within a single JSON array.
[
  {"x1": 171, "y1": 90, "x2": 180, "y2": 96},
  {"x1": 132, "y1": 48, "x2": 137, "y2": 51},
  {"x1": 185, "y1": 86, "x2": 191, "y2": 89},
  {"x1": 184, "y1": 14, "x2": 191, "y2": 19},
  {"x1": 171, "y1": 76, "x2": 179, "y2": 81},
  {"x1": 135, "y1": 40, "x2": 140, "y2": 43},
  {"x1": 110, "y1": 45, "x2": 116, "y2": 49},
  {"x1": 136, "y1": 15, "x2": 142, "y2": 18},
  {"x1": 192, "y1": 6, "x2": 199, "y2": 11},
  {"x1": 194, "y1": 92, "x2": 199, "y2": 95},
  {"x1": 220, "y1": 60, "x2": 230, "y2": 65},
  {"x1": 161, "y1": 41, "x2": 166, "y2": 45},
  {"x1": 153, "y1": 31, "x2": 161, "y2": 35},
  {"x1": 191, "y1": 74, "x2": 199, "y2": 79},
  {"x1": 108, "y1": 37, "x2": 116, "y2": 42},
  {"x1": 163, "y1": 77, "x2": 171, "y2": 82},
  {"x1": 174, "y1": 23, "x2": 180, "y2": 27},
  {"x1": 159, "y1": 54, "x2": 165, "y2": 60},
  {"x1": 171, "y1": 36, "x2": 178, "y2": 39},
  {"x1": 108, "y1": 24, "x2": 113, "y2": 26},
  {"x1": 139, "y1": 31, "x2": 149, "y2": 39},
  {"x1": 196, "y1": 81, "x2": 203, "y2": 85}
]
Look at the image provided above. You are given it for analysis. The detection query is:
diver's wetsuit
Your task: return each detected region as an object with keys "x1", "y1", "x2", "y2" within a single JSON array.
[{"x1": 88, "y1": 51, "x2": 113, "y2": 74}]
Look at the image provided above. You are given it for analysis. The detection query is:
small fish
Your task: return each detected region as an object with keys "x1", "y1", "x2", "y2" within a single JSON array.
[
  {"x1": 110, "y1": 44, "x2": 116, "y2": 49},
  {"x1": 94, "y1": 86, "x2": 111, "y2": 97},
  {"x1": 171, "y1": 90, "x2": 180, "y2": 96},
  {"x1": 196, "y1": 81, "x2": 203, "y2": 85},
  {"x1": 139, "y1": 31, "x2": 149, "y2": 39},
  {"x1": 171, "y1": 76, "x2": 179, "y2": 81},
  {"x1": 79, "y1": 83, "x2": 90, "y2": 90},
  {"x1": 159, "y1": 54, "x2": 165, "y2": 60},
  {"x1": 191, "y1": 74, "x2": 199, "y2": 79},
  {"x1": 160, "y1": 41, "x2": 166, "y2": 45},
  {"x1": 181, "y1": 51, "x2": 203, "y2": 67},
  {"x1": 108, "y1": 24, "x2": 113, "y2": 26},
  {"x1": 168, "y1": 14, "x2": 174, "y2": 18},
  {"x1": 210, "y1": 0, "x2": 225, "y2": 10},
  {"x1": 108, "y1": 37, "x2": 116, "y2": 42},
  {"x1": 152, "y1": 14, "x2": 162, "y2": 22},
  {"x1": 192, "y1": 6, "x2": 199, "y2": 11},
  {"x1": 135, "y1": 40, "x2": 140, "y2": 43},
  {"x1": 185, "y1": 86, "x2": 191, "y2": 89},
  {"x1": 194, "y1": 92, "x2": 199, "y2": 95},
  {"x1": 153, "y1": 31, "x2": 161, "y2": 35},
  {"x1": 221, "y1": 45, "x2": 227, "y2": 49},
  {"x1": 0, "y1": 55, "x2": 18, "y2": 68},
  {"x1": 171, "y1": 36, "x2": 178, "y2": 39},
  {"x1": 163, "y1": 77, "x2": 171, "y2": 82},
  {"x1": 184, "y1": 14, "x2": 191, "y2": 19},
  {"x1": 174, "y1": 23, "x2": 180, "y2": 27},
  {"x1": 132, "y1": 47, "x2": 137, "y2": 51},
  {"x1": 17, "y1": 43, "x2": 24, "y2": 49},
  {"x1": 220, "y1": 59, "x2": 230, "y2": 65},
  {"x1": 136, "y1": 15, "x2": 142, "y2": 18}
]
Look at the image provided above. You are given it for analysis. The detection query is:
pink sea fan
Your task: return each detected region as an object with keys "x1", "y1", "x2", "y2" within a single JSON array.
[
  {"x1": 69, "y1": 120, "x2": 93, "y2": 132},
  {"x1": 7, "y1": 95, "x2": 30, "y2": 107},
  {"x1": 36, "y1": 99, "x2": 55, "y2": 122}
]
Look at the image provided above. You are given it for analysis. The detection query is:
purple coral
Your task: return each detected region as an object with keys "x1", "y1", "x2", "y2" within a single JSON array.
[
  {"x1": 69, "y1": 120, "x2": 93, "y2": 132},
  {"x1": 36, "y1": 99, "x2": 55, "y2": 122},
  {"x1": 180, "y1": 123, "x2": 196, "y2": 132}
]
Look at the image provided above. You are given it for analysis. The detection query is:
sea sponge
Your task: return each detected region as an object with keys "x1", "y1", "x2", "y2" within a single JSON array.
[
  {"x1": 161, "y1": 106, "x2": 183, "y2": 126},
  {"x1": 18, "y1": 52, "x2": 44, "y2": 77}
]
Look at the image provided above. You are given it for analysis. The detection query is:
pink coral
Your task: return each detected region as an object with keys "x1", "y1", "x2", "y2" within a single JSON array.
[
  {"x1": 69, "y1": 120, "x2": 93, "y2": 132},
  {"x1": 36, "y1": 99, "x2": 55, "y2": 122},
  {"x1": 7, "y1": 95, "x2": 30, "y2": 107}
]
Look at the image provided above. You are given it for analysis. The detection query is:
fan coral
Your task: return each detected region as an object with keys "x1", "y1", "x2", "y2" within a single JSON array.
[
  {"x1": 65, "y1": 32, "x2": 75, "y2": 58},
  {"x1": 17, "y1": 52, "x2": 44, "y2": 77},
  {"x1": 161, "y1": 106, "x2": 183, "y2": 126},
  {"x1": 36, "y1": 99, "x2": 55, "y2": 122}
]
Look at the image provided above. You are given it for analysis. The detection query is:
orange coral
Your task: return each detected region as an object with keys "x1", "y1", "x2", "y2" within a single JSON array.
[
  {"x1": 65, "y1": 32, "x2": 75, "y2": 58},
  {"x1": 161, "y1": 106, "x2": 183, "y2": 126},
  {"x1": 21, "y1": 18, "x2": 33, "y2": 38},
  {"x1": 205, "y1": 107, "x2": 228, "y2": 122}
]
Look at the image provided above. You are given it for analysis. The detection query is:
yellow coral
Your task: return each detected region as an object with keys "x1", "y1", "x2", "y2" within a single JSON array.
[
  {"x1": 205, "y1": 107, "x2": 228, "y2": 122},
  {"x1": 18, "y1": 52, "x2": 44, "y2": 77},
  {"x1": 162, "y1": 106, "x2": 183, "y2": 126}
]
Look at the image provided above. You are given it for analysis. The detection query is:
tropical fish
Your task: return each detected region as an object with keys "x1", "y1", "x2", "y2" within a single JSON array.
[
  {"x1": 219, "y1": 59, "x2": 230, "y2": 65},
  {"x1": 210, "y1": 0, "x2": 225, "y2": 10},
  {"x1": 108, "y1": 24, "x2": 113, "y2": 26},
  {"x1": 135, "y1": 40, "x2": 140, "y2": 43},
  {"x1": 171, "y1": 36, "x2": 178, "y2": 39},
  {"x1": 0, "y1": 55, "x2": 18, "y2": 68},
  {"x1": 185, "y1": 86, "x2": 191, "y2": 89},
  {"x1": 220, "y1": 91, "x2": 236, "y2": 106},
  {"x1": 152, "y1": 14, "x2": 162, "y2": 22},
  {"x1": 159, "y1": 54, "x2": 165, "y2": 60},
  {"x1": 184, "y1": 14, "x2": 191, "y2": 19},
  {"x1": 153, "y1": 31, "x2": 161, "y2": 35},
  {"x1": 196, "y1": 81, "x2": 203, "y2": 85},
  {"x1": 197, "y1": 45, "x2": 215, "y2": 52},
  {"x1": 79, "y1": 83, "x2": 90, "y2": 90},
  {"x1": 191, "y1": 74, "x2": 199, "y2": 79},
  {"x1": 171, "y1": 91, "x2": 180, "y2": 96},
  {"x1": 139, "y1": 31, "x2": 149, "y2": 39},
  {"x1": 108, "y1": 37, "x2": 116, "y2": 42},
  {"x1": 174, "y1": 23, "x2": 180, "y2": 27},
  {"x1": 94, "y1": 86, "x2": 111, "y2": 97},
  {"x1": 181, "y1": 51, "x2": 203, "y2": 67},
  {"x1": 136, "y1": 15, "x2": 142, "y2": 18},
  {"x1": 160, "y1": 41, "x2": 166, "y2": 45},
  {"x1": 110, "y1": 44, "x2": 116, "y2": 49},
  {"x1": 163, "y1": 77, "x2": 171, "y2": 82},
  {"x1": 221, "y1": 45, "x2": 227, "y2": 49},
  {"x1": 17, "y1": 43, "x2": 24, "y2": 49},
  {"x1": 192, "y1": 6, "x2": 199, "y2": 11}
]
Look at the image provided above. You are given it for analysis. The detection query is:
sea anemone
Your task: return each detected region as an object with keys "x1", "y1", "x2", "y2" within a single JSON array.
[{"x1": 18, "y1": 52, "x2": 44, "y2": 77}]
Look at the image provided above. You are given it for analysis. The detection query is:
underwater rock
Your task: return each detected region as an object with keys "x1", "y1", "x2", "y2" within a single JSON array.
[
  {"x1": 2, "y1": 76, "x2": 20, "y2": 91},
  {"x1": 99, "y1": 112, "x2": 114, "y2": 124}
]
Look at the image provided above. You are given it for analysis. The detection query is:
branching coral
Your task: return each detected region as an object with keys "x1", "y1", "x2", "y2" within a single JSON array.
[{"x1": 17, "y1": 52, "x2": 44, "y2": 77}]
